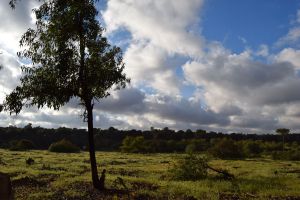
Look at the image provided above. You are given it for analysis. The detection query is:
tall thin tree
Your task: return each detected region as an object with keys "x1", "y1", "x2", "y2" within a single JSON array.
[
  {"x1": 3, "y1": 0, "x2": 129, "y2": 190},
  {"x1": 276, "y1": 128, "x2": 290, "y2": 152}
]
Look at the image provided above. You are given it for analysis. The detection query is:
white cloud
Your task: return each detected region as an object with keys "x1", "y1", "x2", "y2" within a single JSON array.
[
  {"x1": 103, "y1": 0, "x2": 205, "y2": 95},
  {"x1": 275, "y1": 48, "x2": 300, "y2": 69},
  {"x1": 103, "y1": 0, "x2": 204, "y2": 57},
  {"x1": 0, "y1": 0, "x2": 38, "y2": 53},
  {"x1": 276, "y1": 9, "x2": 300, "y2": 47},
  {"x1": 256, "y1": 44, "x2": 269, "y2": 57}
]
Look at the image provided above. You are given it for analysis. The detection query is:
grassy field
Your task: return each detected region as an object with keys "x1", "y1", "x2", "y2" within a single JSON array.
[{"x1": 1, "y1": 149, "x2": 300, "y2": 200}]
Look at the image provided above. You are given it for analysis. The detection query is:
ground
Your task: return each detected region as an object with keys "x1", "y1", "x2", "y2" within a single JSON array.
[{"x1": 0, "y1": 149, "x2": 300, "y2": 200}]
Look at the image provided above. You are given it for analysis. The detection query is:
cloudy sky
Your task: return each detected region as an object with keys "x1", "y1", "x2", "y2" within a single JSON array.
[{"x1": 1, "y1": 0, "x2": 300, "y2": 133}]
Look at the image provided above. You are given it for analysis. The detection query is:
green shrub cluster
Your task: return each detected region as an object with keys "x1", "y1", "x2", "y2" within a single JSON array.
[
  {"x1": 9, "y1": 139, "x2": 35, "y2": 151},
  {"x1": 120, "y1": 136, "x2": 146, "y2": 153},
  {"x1": 272, "y1": 150, "x2": 300, "y2": 161},
  {"x1": 119, "y1": 136, "x2": 300, "y2": 160},
  {"x1": 48, "y1": 139, "x2": 80, "y2": 153},
  {"x1": 170, "y1": 154, "x2": 208, "y2": 181},
  {"x1": 209, "y1": 138, "x2": 244, "y2": 159}
]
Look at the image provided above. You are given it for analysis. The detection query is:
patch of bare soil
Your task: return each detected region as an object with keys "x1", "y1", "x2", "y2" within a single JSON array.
[
  {"x1": 50, "y1": 182, "x2": 197, "y2": 200},
  {"x1": 219, "y1": 193, "x2": 300, "y2": 200},
  {"x1": 130, "y1": 181, "x2": 159, "y2": 191},
  {"x1": 12, "y1": 176, "x2": 48, "y2": 187}
]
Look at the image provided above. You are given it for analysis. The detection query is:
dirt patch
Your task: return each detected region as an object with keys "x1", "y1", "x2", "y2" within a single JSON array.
[
  {"x1": 0, "y1": 158, "x2": 6, "y2": 165},
  {"x1": 107, "y1": 168, "x2": 142, "y2": 177},
  {"x1": 285, "y1": 169, "x2": 300, "y2": 174},
  {"x1": 219, "y1": 193, "x2": 300, "y2": 200},
  {"x1": 130, "y1": 181, "x2": 159, "y2": 191},
  {"x1": 12, "y1": 176, "x2": 48, "y2": 187},
  {"x1": 268, "y1": 196, "x2": 300, "y2": 200}
]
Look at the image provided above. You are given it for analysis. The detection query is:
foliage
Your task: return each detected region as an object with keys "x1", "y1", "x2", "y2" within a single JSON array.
[
  {"x1": 276, "y1": 128, "x2": 290, "y2": 136},
  {"x1": 9, "y1": 139, "x2": 35, "y2": 151},
  {"x1": 120, "y1": 136, "x2": 146, "y2": 153},
  {"x1": 0, "y1": 126, "x2": 299, "y2": 154},
  {"x1": 185, "y1": 143, "x2": 197, "y2": 154},
  {"x1": 272, "y1": 150, "x2": 300, "y2": 161},
  {"x1": 240, "y1": 140, "x2": 263, "y2": 157},
  {"x1": 4, "y1": 0, "x2": 129, "y2": 114},
  {"x1": 209, "y1": 138, "x2": 244, "y2": 159},
  {"x1": 48, "y1": 139, "x2": 80, "y2": 153},
  {"x1": 170, "y1": 154, "x2": 208, "y2": 181}
]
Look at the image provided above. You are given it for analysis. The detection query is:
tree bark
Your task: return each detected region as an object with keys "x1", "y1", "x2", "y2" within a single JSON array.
[
  {"x1": 282, "y1": 135, "x2": 285, "y2": 152},
  {"x1": 86, "y1": 100, "x2": 103, "y2": 190}
]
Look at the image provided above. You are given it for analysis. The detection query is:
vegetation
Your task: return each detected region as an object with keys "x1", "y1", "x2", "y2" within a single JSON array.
[
  {"x1": 276, "y1": 128, "x2": 290, "y2": 151},
  {"x1": 0, "y1": 126, "x2": 300, "y2": 160},
  {"x1": 170, "y1": 154, "x2": 208, "y2": 181},
  {"x1": 209, "y1": 138, "x2": 244, "y2": 159},
  {"x1": 272, "y1": 150, "x2": 300, "y2": 161},
  {"x1": 0, "y1": 149, "x2": 300, "y2": 199},
  {"x1": 120, "y1": 136, "x2": 146, "y2": 153},
  {"x1": 9, "y1": 139, "x2": 35, "y2": 151},
  {"x1": 48, "y1": 139, "x2": 80, "y2": 153},
  {"x1": 4, "y1": 0, "x2": 129, "y2": 190}
]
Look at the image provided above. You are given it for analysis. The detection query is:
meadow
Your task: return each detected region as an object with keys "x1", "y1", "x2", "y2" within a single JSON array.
[{"x1": 1, "y1": 149, "x2": 300, "y2": 200}]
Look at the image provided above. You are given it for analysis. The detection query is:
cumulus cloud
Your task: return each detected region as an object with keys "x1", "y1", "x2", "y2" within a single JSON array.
[
  {"x1": 0, "y1": 0, "x2": 37, "y2": 53},
  {"x1": 102, "y1": 0, "x2": 204, "y2": 95},
  {"x1": 181, "y1": 41, "x2": 300, "y2": 132},
  {"x1": 123, "y1": 42, "x2": 182, "y2": 94},
  {"x1": 183, "y1": 44, "x2": 297, "y2": 107},
  {"x1": 275, "y1": 48, "x2": 300, "y2": 69},
  {"x1": 103, "y1": 0, "x2": 203, "y2": 57}
]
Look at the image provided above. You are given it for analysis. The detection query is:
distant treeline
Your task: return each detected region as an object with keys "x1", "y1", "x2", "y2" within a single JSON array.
[{"x1": 0, "y1": 124, "x2": 300, "y2": 152}]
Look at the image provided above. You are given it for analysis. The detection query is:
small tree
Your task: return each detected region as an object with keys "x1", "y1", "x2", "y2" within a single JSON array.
[
  {"x1": 276, "y1": 128, "x2": 290, "y2": 152},
  {"x1": 3, "y1": 0, "x2": 129, "y2": 190}
]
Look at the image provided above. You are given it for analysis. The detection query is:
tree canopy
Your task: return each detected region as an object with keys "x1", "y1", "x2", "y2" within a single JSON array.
[{"x1": 3, "y1": 0, "x2": 129, "y2": 114}]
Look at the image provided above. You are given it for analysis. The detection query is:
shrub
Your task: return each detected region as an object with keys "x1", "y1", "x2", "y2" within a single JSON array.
[
  {"x1": 185, "y1": 143, "x2": 197, "y2": 154},
  {"x1": 48, "y1": 139, "x2": 80, "y2": 153},
  {"x1": 241, "y1": 140, "x2": 263, "y2": 157},
  {"x1": 272, "y1": 150, "x2": 300, "y2": 161},
  {"x1": 170, "y1": 154, "x2": 208, "y2": 181},
  {"x1": 209, "y1": 138, "x2": 244, "y2": 159},
  {"x1": 9, "y1": 139, "x2": 35, "y2": 151},
  {"x1": 120, "y1": 136, "x2": 146, "y2": 153}
]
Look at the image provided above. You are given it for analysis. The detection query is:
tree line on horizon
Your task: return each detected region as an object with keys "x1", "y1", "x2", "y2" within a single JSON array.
[{"x1": 0, "y1": 124, "x2": 299, "y2": 151}]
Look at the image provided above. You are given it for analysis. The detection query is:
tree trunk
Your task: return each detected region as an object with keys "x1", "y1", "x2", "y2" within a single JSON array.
[
  {"x1": 282, "y1": 135, "x2": 285, "y2": 152},
  {"x1": 86, "y1": 100, "x2": 103, "y2": 190}
]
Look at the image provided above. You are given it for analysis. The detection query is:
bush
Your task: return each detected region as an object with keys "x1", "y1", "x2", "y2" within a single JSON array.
[
  {"x1": 48, "y1": 139, "x2": 80, "y2": 153},
  {"x1": 209, "y1": 138, "x2": 244, "y2": 159},
  {"x1": 272, "y1": 150, "x2": 300, "y2": 161},
  {"x1": 185, "y1": 143, "x2": 197, "y2": 153},
  {"x1": 170, "y1": 154, "x2": 208, "y2": 181},
  {"x1": 9, "y1": 139, "x2": 35, "y2": 151},
  {"x1": 241, "y1": 140, "x2": 263, "y2": 157},
  {"x1": 120, "y1": 136, "x2": 146, "y2": 153}
]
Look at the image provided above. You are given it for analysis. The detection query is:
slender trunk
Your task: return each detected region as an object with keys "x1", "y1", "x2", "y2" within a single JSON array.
[
  {"x1": 86, "y1": 100, "x2": 103, "y2": 190},
  {"x1": 282, "y1": 135, "x2": 285, "y2": 152}
]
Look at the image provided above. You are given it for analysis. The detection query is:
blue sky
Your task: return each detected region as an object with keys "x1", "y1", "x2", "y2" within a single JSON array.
[
  {"x1": 1, "y1": 0, "x2": 300, "y2": 133},
  {"x1": 202, "y1": 0, "x2": 300, "y2": 53}
]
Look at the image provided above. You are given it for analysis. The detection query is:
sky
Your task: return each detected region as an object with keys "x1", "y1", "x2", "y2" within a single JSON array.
[{"x1": 1, "y1": 0, "x2": 300, "y2": 133}]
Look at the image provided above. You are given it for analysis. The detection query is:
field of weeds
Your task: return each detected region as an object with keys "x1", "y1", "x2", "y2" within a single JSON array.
[{"x1": 1, "y1": 149, "x2": 300, "y2": 200}]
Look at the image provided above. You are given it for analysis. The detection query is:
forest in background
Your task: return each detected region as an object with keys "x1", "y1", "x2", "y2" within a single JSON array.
[{"x1": 0, "y1": 124, "x2": 299, "y2": 158}]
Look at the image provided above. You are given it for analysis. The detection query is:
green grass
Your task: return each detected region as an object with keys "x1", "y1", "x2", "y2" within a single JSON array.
[{"x1": 1, "y1": 149, "x2": 300, "y2": 199}]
